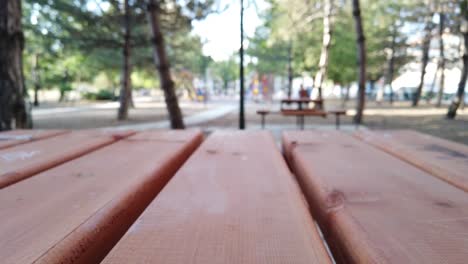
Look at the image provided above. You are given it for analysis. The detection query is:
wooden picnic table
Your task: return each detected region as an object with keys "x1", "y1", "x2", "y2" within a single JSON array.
[
  {"x1": 0, "y1": 129, "x2": 67, "y2": 150},
  {"x1": 0, "y1": 129, "x2": 467, "y2": 264},
  {"x1": 257, "y1": 108, "x2": 347, "y2": 130},
  {"x1": 279, "y1": 98, "x2": 330, "y2": 130},
  {"x1": 281, "y1": 109, "x2": 327, "y2": 130}
]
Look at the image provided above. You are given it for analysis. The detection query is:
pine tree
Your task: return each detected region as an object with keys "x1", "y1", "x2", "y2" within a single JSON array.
[
  {"x1": 447, "y1": 0, "x2": 468, "y2": 119},
  {"x1": 0, "y1": 0, "x2": 32, "y2": 130},
  {"x1": 352, "y1": 0, "x2": 366, "y2": 124}
]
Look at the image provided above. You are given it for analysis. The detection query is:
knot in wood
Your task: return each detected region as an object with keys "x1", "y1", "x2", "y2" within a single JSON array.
[{"x1": 324, "y1": 189, "x2": 345, "y2": 213}]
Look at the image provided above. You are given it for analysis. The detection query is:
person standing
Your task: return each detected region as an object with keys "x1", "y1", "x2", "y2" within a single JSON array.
[{"x1": 299, "y1": 84, "x2": 309, "y2": 99}]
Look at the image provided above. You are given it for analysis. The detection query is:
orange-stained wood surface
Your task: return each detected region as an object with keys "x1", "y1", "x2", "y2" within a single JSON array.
[
  {"x1": 282, "y1": 131, "x2": 468, "y2": 264},
  {"x1": 354, "y1": 130, "x2": 468, "y2": 192},
  {"x1": 0, "y1": 130, "x2": 134, "y2": 189},
  {"x1": 102, "y1": 131, "x2": 332, "y2": 264},
  {"x1": 0, "y1": 130, "x2": 203, "y2": 264},
  {"x1": 0, "y1": 129, "x2": 68, "y2": 150}
]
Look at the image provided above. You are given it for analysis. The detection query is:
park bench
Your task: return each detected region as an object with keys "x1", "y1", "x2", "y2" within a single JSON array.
[
  {"x1": 101, "y1": 131, "x2": 332, "y2": 264},
  {"x1": 354, "y1": 130, "x2": 468, "y2": 192},
  {"x1": 0, "y1": 130, "x2": 202, "y2": 264},
  {"x1": 282, "y1": 131, "x2": 468, "y2": 263},
  {"x1": 0, "y1": 129, "x2": 67, "y2": 150},
  {"x1": 0, "y1": 130, "x2": 133, "y2": 189}
]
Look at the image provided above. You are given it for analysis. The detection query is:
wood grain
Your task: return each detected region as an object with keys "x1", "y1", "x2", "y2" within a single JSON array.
[
  {"x1": 102, "y1": 131, "x2": 332, "y2": 264},
  {"x1": 283, "y1": 130, "x2": 468, "y2": 264},
  {"x1": 0, "y1": 130, "x2": 202, "y2": 264},
  {"x1": 354, "y1": 130, "x2": 468, "y2": 192},
  {"x1": 0, "y1": 130, "x2": 133, "y2": 189}
]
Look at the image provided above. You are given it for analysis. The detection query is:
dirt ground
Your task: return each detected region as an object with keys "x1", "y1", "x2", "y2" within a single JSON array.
[
  {"x1": 195, "y1": 99, "x2": 468, "y2": 145},
  {"x1": 340, "y1": 100, "x2": 467, "y2": 145},
  {"x1": 364, "y1": 114, "x2": 468, "y2": 145},
  {"x1": 33, "y1": 100, "x2": 210, "y2": 129},
  {"x1": 31, "y1": 98, "x2": 467, "y2": 145}
]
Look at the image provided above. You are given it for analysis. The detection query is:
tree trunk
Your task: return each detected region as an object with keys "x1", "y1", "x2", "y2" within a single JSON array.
[
  {"x1": 447, "y1": 17, "x2": 468, "y2": 119},
  {"x1": 118, "y1": 0, "x2": 132, "y2": 120},
  {"x1": 342, "y1": 84, "x2": 350, "y2": 108},
  {"x1": 59, "y1": 70, "x2": 70, "y2": 102},
  {"x1": 314, "y1": 0, "x2": 333, "y2": 101},
  {"x1": 287, "y1": 41, "x2": 293, "y2": 98},
  {"x1": 0, "y1": 0, "x2": 31, "y2": 130},
  {"x1": 239, "y1": 0, "x2": 245, "y2": 129},
  {"x1": 129, "y1": 88, "x2": 135, "y2": 108},
  {"x1": 146, "y1": 0, "x2": 184, "y2": 128},
  {"x1": 413, "y1": 11, "x2": 433, "y2": 107},
  {"x1": 185, "y1": 86, "x2": 195, "y2": 101},
  {"x1": 33, "y1": 53, "x2": 40, "y2": 106},
  {"x1": 428, "y1": 63, "x2": 439, "y2": 103},
  {"x1": 436, "y1": 12, "x2": 445, "y2": 107},
  {"x1": 385, "y1": 22, "x2": 397, "y2": 104},
  {"x1": 369, "y1": 79, "x2": 376, "y2": 100},
  {"x1": 352, "y1": 0, "x2": 366, "y2": 124},
  {"x1": 345, "y1": 84, "x2": 350, "y2": 102}
]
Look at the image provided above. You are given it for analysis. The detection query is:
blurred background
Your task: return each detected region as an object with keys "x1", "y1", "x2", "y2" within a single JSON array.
[{"x1": 1, "y1": 0, "x2": 467, "y2": 143}]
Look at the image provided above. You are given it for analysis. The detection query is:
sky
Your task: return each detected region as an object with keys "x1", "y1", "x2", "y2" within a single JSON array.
[{"x1": 192, "y1": 0, "x2": 269, "y2": 62}]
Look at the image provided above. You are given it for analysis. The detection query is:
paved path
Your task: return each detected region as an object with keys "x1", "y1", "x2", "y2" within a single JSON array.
[
  {"x1": 32, "y1": 102, "x2": 119, "y2": 118},
  {"x1": 107, "y1": 104, "x2": 237, "y2": 131}
]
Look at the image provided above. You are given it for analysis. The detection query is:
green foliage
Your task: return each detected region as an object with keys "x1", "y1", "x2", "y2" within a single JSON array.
[
  {"x1": 247, "y1": 26, "x2": 289, "y2": 75},
  {"x1": 132, "y1": 71, "x2": 158, "y2": 89},
  {"x1": 210, "y1": 56, "x2": 239, "y2": 89},
  {"x1": 22, "y1": 0, "x2": 452, "y2": 101},
  {"x1": 270, "y1": 0, "x2": 323, "y2": 74},
  {"x1": 248, "y1": 0, "x2": 415, "y2": 86},
  {"x1": 23, "y1": 0, "x2": 214, "y2": 97},
  {"x1": 327, "y1": 8, "x2": 357, "y2": 85},
  {"x1": 361, "y1": 0, "x2": 411, "y2": 81},
  {"x1": 83, "y1": 89, "x2": 116, "y2": 101}
]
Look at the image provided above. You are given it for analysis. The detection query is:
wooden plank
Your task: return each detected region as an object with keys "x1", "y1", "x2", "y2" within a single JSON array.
[
  {"x1": 0, "y1": 130, "x2": 203, "y2": 264},
  {"x1": 101, "y1": 131, "x2": 332, "y2": 264},
  {"x1": 0, "y1": 129, "x2": 68, "y2": 150},
  {"x1": 354, "y1": 130, "x2": 468, "y2": 192},
  {"x1": 0, "y1": 130, "x2": 133, "y2": 189},
  {"x1": 282, "y1": 131, "x2": 468, "y2": 264}
]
